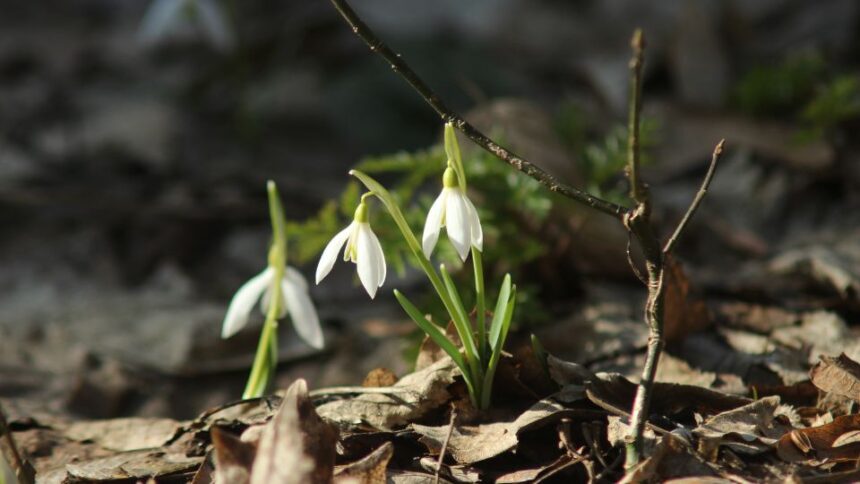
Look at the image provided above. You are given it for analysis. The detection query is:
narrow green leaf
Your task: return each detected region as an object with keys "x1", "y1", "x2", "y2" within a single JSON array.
[
  {"x1": 439, "y1": 264, "x2": 480, "y2": 367},
  {"x1": 394, "y1": 290, "x2": 466, "y2": 371},
  {"x1": 488, "y1": 274, "x2": 512, "y2": 351},
  {"x1": 481, "y1": 285, "x2": 516, "y2": 409}
]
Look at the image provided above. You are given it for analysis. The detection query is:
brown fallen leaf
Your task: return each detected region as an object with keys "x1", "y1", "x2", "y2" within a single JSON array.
[
  {"x1": 211, "y1": 427, "x2": 256, "y2": 484},
  {"x1": 810, "y1": 353, "x2": 860, "y2": 402},
  {"x1": 250, "y1": 379, "x2": 337, "y2": 484},
  {"x1": 777, "y1": 414, "x2": 860, "y2": 463},
  {"x1": 63, "y1": 417, "x2": 183, "y2": 452},
  {"x1": 412, "y1": 394, "x2": 600, "y2": 465},
  {"x1": 64, "y1": 449, "x2": 202, "y2": 482},
  {"x1": 334, "y1": 441, "x2": 393, "y2": 484},
  {"x1": 663, "y1": 256, "x2": 711, "y2": 344},
  {"x1": 317, "y1": 357, "x2": 458, "y2": 431},
  {"x1": 585, "y1": 372, "x2": 751, "y2": 421},
  {"x1": 693, "y1": 396, "x2": 792, "y2": 459},
  {"x1": 619, "y1": 433, "x2": 717, "y2": 483}
]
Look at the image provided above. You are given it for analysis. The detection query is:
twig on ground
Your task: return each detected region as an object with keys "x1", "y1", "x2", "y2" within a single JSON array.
[
  {"x1": 434, "y1": 407, "x2": 457, "y2": 484},
  {"x1": 0, "y1": 403, "x2": 35, "y2": 484}
]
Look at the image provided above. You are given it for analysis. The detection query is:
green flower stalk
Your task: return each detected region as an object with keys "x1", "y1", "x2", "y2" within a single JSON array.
[{"x1": 221, "y1": 181, "x2": 323, "y2": 399}]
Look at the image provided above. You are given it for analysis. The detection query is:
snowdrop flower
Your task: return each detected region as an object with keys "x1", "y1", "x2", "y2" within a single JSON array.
[
  {"x1": 316, "y1": 199, "x2": 387, "y2": 298},
  {"x1": 138, "y1": 0, "x2": 234, "y2": 52},
  {"x1": 423, "y1": 167, "x2": 483, "y2": 261},
  {"x1": 221, "y1": 265, "x2": 323, "y2": 349}
]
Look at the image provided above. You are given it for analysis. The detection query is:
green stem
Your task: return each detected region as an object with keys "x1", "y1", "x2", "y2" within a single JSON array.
[
  {"x1": 242, "y1": 263, "x2": 285, "y2": 399},
  {"x1": 472, "y1": 246, "x2": 486, "y2": 363}
]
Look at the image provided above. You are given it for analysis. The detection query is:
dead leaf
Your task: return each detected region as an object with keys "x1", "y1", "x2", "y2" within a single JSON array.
[
  {"x1": 412, "y1": 394, "x2": 601, "y2": 464},
  {"x1": 317, "y1": 357, "x2": 458, "y2": 431},
  {"x1": 211, "y1": 427, "x2": 255, "y2": 484},
  {"x1": 619, "y1": 433, "x2": 717, "y2": 483},
  {"x1": 777, "y1": 414, "x2": 860, "y2": 463},
  {"x1": 810, "y1": 353, "x2": 860, "y2": 402},
  {"x1": 585, "y1": 372, "x2": 751, "y2": 421},
  {"x1": 417, "y1": 457, "x2": 481, "y2": 483},
  {"x1": 663, "y1": 257, "x2": 711, "y2": 344},
  {"x1": 334, "y1": 441, "x2": 393, "y2": 484},
  {"x1": 770, "y1": 245, "x2": 860, "y2": 301},
  {"x1": 64, "y1": 449, "x2": 202, "y2": 482},
  {"x1": 693, "y1": 396, "x2": 792, "y2": 458},
  {"x1": 363, "y1": 368, "x2": 398, "y2": 388},
  {"x1": 63, "y1": 417, "x2": 183, "y2": 452},
  {"x1": 250, "y1": 379, "x2": 337, "y2": 484},
  {"x1": 386, "y1": 470, "x2": 454, "y2": 483}
]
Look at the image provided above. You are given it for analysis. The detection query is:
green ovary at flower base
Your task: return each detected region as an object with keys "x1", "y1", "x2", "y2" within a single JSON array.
[
  {"x1": 221, "y1": 181, "x2": 324, "y2": 400},
  {"x1": 316, "y1": 123, "x2": 516, "y2": 410}
]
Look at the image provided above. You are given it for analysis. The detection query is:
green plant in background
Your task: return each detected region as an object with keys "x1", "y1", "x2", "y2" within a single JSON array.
[
  {"x1": 316, "y1": 124, "x2": 517, "y2": 410},
  {"x1": 221, "y1": 182, "x2": 324, "y2": 399},
  {"x1": 555, "y1": 101, "x2": 659, "y2": 205},
  {"x1": 732, "y1": 51, "x2": 860, "y2": 140}
]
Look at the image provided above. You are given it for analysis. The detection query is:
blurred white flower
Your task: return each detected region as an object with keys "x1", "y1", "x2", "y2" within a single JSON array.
[
  {"x1": 315, "y1": 201, "x2": 386, "y2": 298},
  {"x1": 423, "y1": 167, "x2": 483, "y2": 261},
  {"x1": 221, "y1": 266, "x2": 323, "y2": 349},
  {"x1": 138, "y1": 0, "x2": 234, "y2": 52}
]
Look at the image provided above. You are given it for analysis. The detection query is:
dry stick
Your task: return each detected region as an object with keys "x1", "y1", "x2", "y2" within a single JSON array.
[
  {"x1": 621, "y1": 30, "x2": 725, "y2": 468},
  {"x1": 327, "y1": 0, "x2": 627, "y2": 221},
  {"x1": 0, "y1": 403, "x2": 34, "y2": 484},
  {"x1": 434, "y1": 408, "x2": 457, "y2": 484}
]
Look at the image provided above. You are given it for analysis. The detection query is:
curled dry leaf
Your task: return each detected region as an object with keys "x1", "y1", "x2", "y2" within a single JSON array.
[
  {"x1": 250, "y1": 379, "x2": 337, "y2": 484},
  {"x1": 211, "y1": 427, "x2": 255, "y2": 484},
  {"x1": 317, "y1": 358, "x2": 458, "y2": 431},
  {"x1": 64, "y1": 449, "x2": 202, "y2": 482},
  {"x1": 411, "y1": 393, "x2": 596, "y2": 465},
  {"x1": 334, "y1": 441, "x2": 393, "y2": 484},
  {"x1": 777, "y1": 414, "x2": 860, "y2": 463},
  {"x1": 692, "y1": 396, "x2": 792, "y2": 459},
  {"x1": 809, "y1": 353, "x2": 860, "y2": 402},
  {"x1": 63, "y1": 417, "x2": 183, "y2": 452}
]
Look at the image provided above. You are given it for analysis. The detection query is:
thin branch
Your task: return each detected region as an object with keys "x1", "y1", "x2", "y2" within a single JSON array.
[
  {"x1": 327, "y1": 0, "x2": 628, "y2": 220},
  {"x1": 662, "y1": 139, "x2": 725, "y2": 255},
  {"x1": 0, "y1": 403, "x2": 34, "y2": 484},
  {"x1": 626, "y1": 29, "x2": 646, "y2": 204},
  {"x1": 434, "y1": 408, "x2": 457, "y2": 484}
]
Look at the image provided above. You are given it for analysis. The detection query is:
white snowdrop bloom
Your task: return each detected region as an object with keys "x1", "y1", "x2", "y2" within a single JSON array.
[
  {"x1": 423, "y1": 167, "x2": 483, "y2": 261},
  {"x1": 221, "y1": 266, "x2": 323, "y2": 349},
  {"x1": 139, "y1": 0, "x2": 234, "y2": 51},
  {"x1": 315, "y1": 201, "x2": 387, "y2": 299}
]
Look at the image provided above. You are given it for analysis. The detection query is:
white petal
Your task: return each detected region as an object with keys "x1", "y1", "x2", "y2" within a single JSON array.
[
  {"x1": 369, "y1": 226, "x2": 387, "y2": 287},
  {"x1": 356, "y1": 224, "x2": 381, "y2": 298},
  {"x1": 221, "y1": 267, "x2": 273, "y2": 339},
  {"x1": 464, "y1": 195, "x2": 483, "y2": 251},
  {"x1": 316, "y1": 225, "x2": 351, "y2": 284},
  {"x1": 259, "y1": 283, "x2": 289, "y2": 319},
  {"x1": 282, "y1": 278, "x2": 324, "y2": 349},
  {"x1": 445, "y1": 189, "x2": 471, "y2": 261},
  {"x1": 194, "y1": 0, "x2": 235, "y2": 51},
  {"x1": 138, "y1": 0, "x2": 186, "y2": 45},
  {"x1": 422, "y1": 191, "x2": 446, "y2": 257},
  {"x1": 284, "y1": 266, "x2": 309, "y2": 291}
]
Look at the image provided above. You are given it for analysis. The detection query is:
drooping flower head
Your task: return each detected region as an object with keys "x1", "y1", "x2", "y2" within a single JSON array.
[
  {"x1": 422, "y1": 164, "x2": 483, "y2": 261},
  {"x1": 315, "y1": 197, "x2": 387, "y2": 298}
]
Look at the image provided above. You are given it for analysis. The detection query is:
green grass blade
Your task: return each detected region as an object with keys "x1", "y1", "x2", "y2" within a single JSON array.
[
  {"x1": 439, "y1": 264, "x2": 481, "y2": 369},
  {"x1": 481, "y1": 285, "x2": 516, "y2": 408},
  {"x1": 488, "y1": 274, "x2": 512, "y2": 351},
  {"x1": 394, "y1": 290, "x2": 471, "y2": 382}
]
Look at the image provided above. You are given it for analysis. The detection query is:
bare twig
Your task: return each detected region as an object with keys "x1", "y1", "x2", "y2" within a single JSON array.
[
  {"x1": 627, "y1": 30, "x2": 646, "y2": 204},
  {"x1": 0, "y1": 403, "x2": 34, "y2": 484},
  {"x1": 434, "y1": 408, "x2": 457, "y2": 484},
  {"x1": 327, "y1": 0, "x2": 627, "y2": 220},
  {"x1": 663, "y1": 140, "x2": 725, "y2": 255}
]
